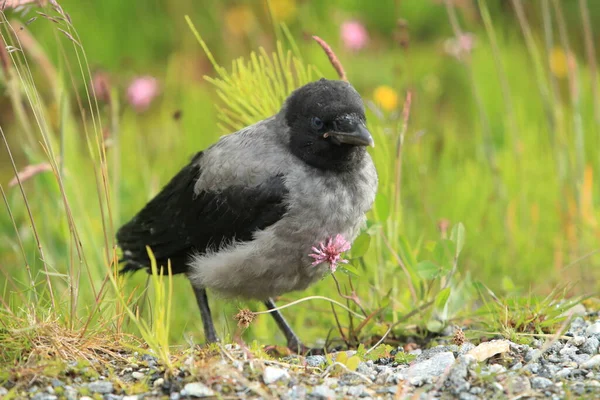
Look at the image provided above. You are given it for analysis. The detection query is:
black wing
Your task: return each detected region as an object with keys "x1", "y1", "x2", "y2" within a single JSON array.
[{"x1": 116, "y1": 152, "x2": 288, "y2": 275}]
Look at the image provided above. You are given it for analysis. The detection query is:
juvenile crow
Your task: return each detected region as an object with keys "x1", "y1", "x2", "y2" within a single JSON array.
[{"x1": 117, "y1": 78, "x2": 378, "y2": 352}]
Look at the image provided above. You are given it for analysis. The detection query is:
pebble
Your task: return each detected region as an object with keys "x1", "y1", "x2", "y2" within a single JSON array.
[
  {"x1": 31, "y1": 394, "x2": 57, "y2": 400},
  {"x1": 311, "y1": 385, "x2": 336, "y2": 399},
  {"x1": 406, "y1": 351, "x2": 455, "y2": 386},
  {"x1": 581, "y1": 336, "x2": 599, "y2": 354},
  {"x1": 346, "y1": 385, "x2": 366, "y2": 397},
  {"x1": 88, "y1": 381, "x2": 114, "y2": 394},
  {"x1": 131, "y1": 371, "x2": 145, "y2": 380},
  {"x1": 182, "y1": 382, "x2": 214, "y2": 398},
  {"x1": 531, "y1": 376, "x2": 553, "y2": 389},
  {"x1": 581, "y1": 354, "x2": 600, "y2": 369},
  {"x1": 0, "y1": 387, "x2": 7, "y2": 396},
  {"x1": 263, "y1": 366, "x2": 290, "y2": 385},
  {"x1": 468, "y1": 340, "x2": 510, "y2": 362},
  {"x1": 305, "y1": 355, "x2": 327, "y2": 367},
  {"x1": 506, "y1": 375, "x2": 531, "y2": 395},
  {"x1": 586, "y1": 322, "x2": 600, "y2": 337},
  {"x1": 153, "y1": 378, "x2": 164, "y2": 388}
]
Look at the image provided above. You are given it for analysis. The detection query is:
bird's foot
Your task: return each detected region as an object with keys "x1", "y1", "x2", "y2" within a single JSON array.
[
  {"x1": 263, "y1": 342, "x2": 326, "y2": 357},
  {"x1": 287, "y1": 339, "x2": 326, "y2": 356}
]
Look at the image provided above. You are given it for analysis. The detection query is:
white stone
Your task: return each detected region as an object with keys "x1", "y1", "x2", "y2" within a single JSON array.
[
  {"x1": 183, "y1": 382, "x2": 215, "y2": 398},
  {"x1": 580, "y1": 354, "x2": 600, "y2": 369},
  {"x1": 263, "y1": 366, "x2": 290, "y2": 385}
]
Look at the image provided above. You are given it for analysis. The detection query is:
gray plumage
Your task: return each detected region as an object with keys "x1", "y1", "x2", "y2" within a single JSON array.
[
  {"x1": 117, "y1": 78, "x2": 378, "y2": 349},
  {"x1": 189, "y1": 114, "x2": 377, "y2": 299}
]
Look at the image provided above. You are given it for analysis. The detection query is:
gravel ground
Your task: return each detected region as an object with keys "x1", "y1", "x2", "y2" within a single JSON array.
[{"x1": 2, "y1": 309, "x2": 599, "y2": 399}]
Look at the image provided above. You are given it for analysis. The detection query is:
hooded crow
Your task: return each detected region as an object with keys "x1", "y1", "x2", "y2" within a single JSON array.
[{"x1": 117, "y1": 78, "x2": 378, "y2": 352}]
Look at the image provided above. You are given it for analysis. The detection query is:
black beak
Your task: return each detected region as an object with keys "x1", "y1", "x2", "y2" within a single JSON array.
[{"x1": 326, "y1": 124, "x2": 374, "y2": 147}]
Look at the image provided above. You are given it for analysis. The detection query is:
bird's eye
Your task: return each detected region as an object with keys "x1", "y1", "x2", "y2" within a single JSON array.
[{"x1": 311, "y1": 117, "x2": 324, "y2": 130}]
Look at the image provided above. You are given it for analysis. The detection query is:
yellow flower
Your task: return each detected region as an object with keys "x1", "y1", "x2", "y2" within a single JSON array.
[
  {"x1": 549, "y1": 47, "x2": 575, "y2": 79},
  {"x1": 268, "y1": 0, "x2": 297, "y2": 22},
  {"x1": 225, "y1": 5, "x2": 257, "y2": 37},
  {"x1": 373, "y1": 85, "x2": 399, "y2": 112}
]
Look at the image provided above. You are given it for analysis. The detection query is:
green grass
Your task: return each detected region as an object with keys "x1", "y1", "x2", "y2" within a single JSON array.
[{"x1": 0, "y1": 0, "x2": 598, "y2": 369}]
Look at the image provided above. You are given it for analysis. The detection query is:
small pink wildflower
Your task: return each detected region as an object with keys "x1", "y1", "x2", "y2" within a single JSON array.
[
  {"x1": 127, "y1": 76, "x2": 159, "y2": 113},
  {"x1": 340, "y1": 20, "x2": 369, "y2": 51},
  {"x1": 309, "y1": 234, "x2": 351, "y2": 273}
]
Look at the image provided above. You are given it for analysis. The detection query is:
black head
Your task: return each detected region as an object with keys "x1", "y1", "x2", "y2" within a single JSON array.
[{"x1": 283, "y1": 79, "x2": 373, "y2": 172}]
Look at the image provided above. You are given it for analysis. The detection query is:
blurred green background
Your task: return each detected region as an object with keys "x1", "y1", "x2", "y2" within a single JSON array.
[{"x1": 1, "y1": 0, "x2": 599, "y2": 347}]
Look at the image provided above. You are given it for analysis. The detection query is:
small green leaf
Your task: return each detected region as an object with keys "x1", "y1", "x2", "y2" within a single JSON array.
[
  {"x1": 346, "y1": 355, "x2": 361, "y2": 371},
  {"x1": 435, "y1": 287, "x2": 451, "y2": 310},
  {"x1": 426, "y1": 319, "x2": 444, "y2": 333},
  {"x1": 397, "y1": 235, "x2": 417, "y2": 268},
  {"x1": 356, "y1": 343, "x2": 367, "y2": 359},
  {"x1": 351, "y1": 232, "x2": 371, "y2": 258},
  {"x1": 338, "y1": 264, "x2": 361, "y2": 277},
  {"x1": 433, "y1": 239, "x2": 456, "y2": 268},
  {"x1": 450, "y1": 222, "x2": 465, "y2": 257},
  {"x1": 394, "y1": 352, "x2": 416, "y2": 364},
  {"x1": 502, "y1": 276, "x2": 516, "y2": 292},
  {"x1": 416, "y1": 261, "x2": 441, "y2": 279}
]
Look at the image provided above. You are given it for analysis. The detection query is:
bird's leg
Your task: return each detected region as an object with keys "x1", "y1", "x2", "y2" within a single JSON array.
[
  {"x1": 192, "y1": 286, "x2": 218, "y2": 344},
  {"x1": 264, "y1": 297, "x2": 325, "y2": 355}
]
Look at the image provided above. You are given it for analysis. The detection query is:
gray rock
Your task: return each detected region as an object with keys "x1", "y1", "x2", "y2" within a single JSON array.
[
  {"x1": 289, "y1": 385, "x2": 307, "y2": 399},
  {"x1": 459, "y1": 393, "x2": 479, "y2": 400},
  {"x1": 311, "y1": 385, "x2": 336, "y2": 399},
  {"x1": 547, "y1": 354, "x2": 561, "y2": 363},
  {"x1": 104, "y1": 395, "x2": 123, "y2": 400},
  {"x1": 305, "y1": 355, "x2": 327, "y2": 367},
  {"x1": 547, "y1": 341, "x2": 564, "y2": 354},
  {"x1": 183, "y1": 382, "x2": 215, "y2": 398},
  {"x1": 263, "y1": 366, "x2": 290, "y2": 385},
  {"x1": 523, "y1": 362, "x2": 541, "y2": 374},
  {"x1": 0, "y1": 387, "x2": 7, "y2": 396},
  {"x1": 407, "y1": 351, "x2": 455, "y2": 386},
  {"x1": 559, "y1": 344, "x2": 578, "y2": 358},
  {"x1": 123, "y1": 396, "x2": 139, "y2": 400},
  {"x1": 447, "y1": 355, "x2": 473, "y2": 395},
  {"x1": 32, "y1": 394, "x2": 57, "y2": 400},
  {"x1": 169, "y1": 393, "x2": 180, "y2": 400},
  {"x1": 64, "y1": 386, "x2": 78, "y2": 400},
  {"x1": 582, "y1": 336, "x2": 599, "y2": 354},
  {"x1": 571, "y1": 353, "x2": 591, "y2": 365},
  {"x1": 556, "y1": 368, "x2": 574, "y2": 378},
  {"x1": 458, "y1": 342, "x2": 476, "y2": 355},
  {"x1": 356, "y1": 362, "x2": 374, "y2": 376},
  {"x1": 346, "y1": 385, "x2": 366, "y2": 397},
  {"x1": 526, "y1": 349, "x2": 542, "y2": 362},
  {"x1": 50, "y1": 379, "x2": 64, "y2": 388},
  {"x1": 416, "y1": 345, "x2": 454, "y2": 362},
  {"x1": 531, "y1": 377, "x2": 553, "y2": 390},
  {"x1": 469, "y1": 386, "x2": 483, "y2": 395},
  {"x1": 572, "y1": 336, "x2": 586, "y2": 347},
  {"x1": 487, "y1": 364, "x2": 506, "y2": 375},
  {"x1": 587, "y1": 322, "x2": 600, "y2": 337},
  {"x1": 581, "y1": 355, "x2": 600, "y2": 369},
  {"x1": 506, "y1": 375, "x2": 530, "y2": 395},
  {"x1": 88, "y1": 381, "x2": 114, "y2": 394},
  {"x1": 510, "y1": 361, "x2": 523, "y2": 370},
  {"x1": 375, "y1": 386, "x2": 397, "y2": 394},
  {"x1": 570, "y1": 317, "x2": 588, "y2": 334}
]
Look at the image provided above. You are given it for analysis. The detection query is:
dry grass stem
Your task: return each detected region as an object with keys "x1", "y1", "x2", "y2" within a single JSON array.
[{"x1": 312, "y1": 35, "x2": 347, "y2": 81}]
